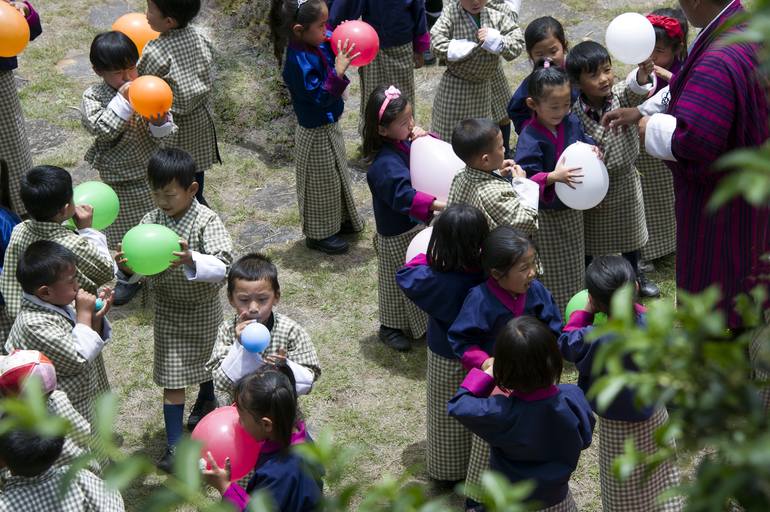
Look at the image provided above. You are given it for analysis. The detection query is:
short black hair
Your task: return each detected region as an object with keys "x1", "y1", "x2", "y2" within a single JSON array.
[
  {"x1": 566, "y1": 41, "x2": 612, "y2": 83},
  {"x1": 451, "y1": 118, "x2": 501, "y2": 164},
  {"x1": 585, "y1": 255, "x2": 638, "y2": 313},
  {"x1": 17, "y1": 241, "x2": 77, "y2": 294},
  {"x1": 235, "y1": 365, "x2": 297, "y2": 449},
  {"x1": 89, "y1": 31, "x2": 139, "y2": 71},
  {"x1": 20, "y1": 166, "x2": 73, "y2": 221},
  {"x1": 0, "y1": 428, "x2": 64, "y2": 477},
  {"x1": 525, "y1": 16, "x2": 568, "y2": 61},
  {"x1": 227, "y1": 253, "x2": 280, "y2": 297},
  {"x1": 480, "y1": 226, "x2": 533, "y2": 277},
  {"x1": 528, "y1": 59, "x2": 571, "y2": 101},
  {"x1": 428, "y1": 204, "x2": 489, "y2": 273},
  {"x1": 147, "y1": 148, "x2": 197, "y2": 190},
  {"x1": 151, "y1": 0, "x2": 201, "y2": 28},
  {"x1": 494, "y1": 316, "x2": 563, "y2": 394}
]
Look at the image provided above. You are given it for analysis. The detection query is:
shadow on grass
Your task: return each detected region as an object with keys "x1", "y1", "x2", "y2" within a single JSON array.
[
  {"x1": 357, "y1": 334, "x2": 428, "y2": 380},
  {"x1": 274, "y1": 238, "x2": 377, "y2": 274}
]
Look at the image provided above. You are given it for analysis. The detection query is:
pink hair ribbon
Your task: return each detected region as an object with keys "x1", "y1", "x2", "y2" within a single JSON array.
[{"x1": 378, "y1": 85, "x2": 402, "y2": 121}]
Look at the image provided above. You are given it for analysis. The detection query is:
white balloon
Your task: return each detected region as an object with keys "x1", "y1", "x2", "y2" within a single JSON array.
[
  {"x1": 555, "y1": 142, "x2": 609, "y2": 210},
  {"x1": 405, "y1": 227, "x2": 433, "y2": 264},
  {"x1": 410, "y1": 136, "x2": 465, "y2": 203},
  {"x1": 605, "y1": 12, "x2": 656, "y2": 65}
]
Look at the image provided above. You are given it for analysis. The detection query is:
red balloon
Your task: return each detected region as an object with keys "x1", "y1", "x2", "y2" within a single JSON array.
[
  {"x1": 330, "y1": 20, "x2": 380, "y2": 67},
  {"x1": 191, "y1": 406, "x2": 262, "y2": 480}
]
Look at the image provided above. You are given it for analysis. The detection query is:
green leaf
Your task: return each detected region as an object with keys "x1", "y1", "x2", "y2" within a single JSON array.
[
  {"x1": 172, "y1": 438, "x2": 203, "y2": 492},
  {"x1": 93, "y1": 392, "x2": 117, "y2": 444},
  {"x1": 103, "y1": 454, "x2": 150, "y2": 491},
  {"x1": 590, "y1": 376, "x2": 627, "y2": 414}
]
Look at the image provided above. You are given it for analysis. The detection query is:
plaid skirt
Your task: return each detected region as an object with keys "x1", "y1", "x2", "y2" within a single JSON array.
[
  {"x1": 465, "y1": 433, "x2": 490, "y2": 503},
  {"x1": 427, "y1": 350, "x2": 471, "y2": 481},
  {"x1": 173, "y1": 105, "x2": 220, "y2": 172},
  {"x1": 490, "y1": 66, "x2": 512, "y2": 123},
  {"x1": 103, "y1": 178, "x2": 154, "y2": 249},
  {"x1": 295, "y1": 122, "x2": 364, "y2": 239},
  {"x1": 637, "y1": 153, "x2": 676, "y2": 261},
  {"x1": 750, "y1": 319, "x2": 770, "y2": 412},
  {"x1": 598, "y1": 408, "x2": 684, "y2": 512},
  {"x1": 0, "y1": 70, "x2": 32, "y2": 216},
  {"x1": 373, "y1": 228, "x2": 428, "y2": 338},
  {"x1": 535, "y1": 208, "x2": 585, "y2": 312},
  {"x1": 358, "y1": 43, "x2": 415, "y2": 134}
]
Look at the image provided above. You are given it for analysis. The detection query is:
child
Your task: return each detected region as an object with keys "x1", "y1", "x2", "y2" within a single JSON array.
[
  {"x1": 0, "y1": 166, "x2": 115, "y2": 321},
  {"x1": 269, "y1": 0, "x2": 364, "y2": 255},
  {"x1": 429, "y1": 0, "x2": 524, "y2": 153},
  {"x1": 203, "y1": 365, "x2": 322, "y2": 512},
  {"x1": 5, "y1": 241, "x2": 114, "y2": 423},
  {"x1": 206, "y1": 253, "x2": 321, "y2": 403},
  {"x1": 0, "y1": 428, "x2": 124, "y2": 510},
  {"x1": 0, "y1": 0, "x2": 41, "y2": 216},
  {"x1": 396, "y1": 204, "x2": 489, "y2": 483},
  {"x1": 559, "y1": 256, "x2": 683, "y2": 511},
  {"x1": 138, "y1": 0, "x2": 219, "y2": 205},
  {"x1": 566, "y1": 41, "x2": 660, "y2": 297},
  {"x1": 363, "y1": 85, "x2": 444, "y2": 351},
  {"x1": 0, "y1": 161, "x2": 21, "y2": 343},
  {"x1": 117, "y1": 148, "x2": 232, "y2": 471},
  {"x1": 448, "y1": 316, "x2": 594, "y2": 512}
]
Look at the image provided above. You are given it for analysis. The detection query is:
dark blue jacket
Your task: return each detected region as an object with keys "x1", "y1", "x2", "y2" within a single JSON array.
[
  {"x1": 507, "y1": 74, "x2": 580, "y2": 135},
  {"x1": 328, "y1": 0, "x2": 428, "y2": 50}
]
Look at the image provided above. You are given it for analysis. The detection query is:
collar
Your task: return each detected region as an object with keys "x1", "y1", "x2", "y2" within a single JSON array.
[
  {"x1": 511, "y1": 384, "x2": 559, "y2": 401},
  {"x1": 464, "y1": 165, "x2": 510, "y2": 184},
  {"x1": 526, "y1": 116, "x2": 567, "y2": 155},
  {"x1": 579, "y1": 93, "x2": 612, "y2": 121},
  {"x1": 4, "y1": 466, "x2": 59, "y2": 489},
  {"x1": 485, "y1": 277, "x2": 527, "y2": 316},
  {"x1": 690, "y1": 0, "x2": 740, "y2": 50},
  {"x1": 260, "y1": 420, "x2": 307, "y2": 455},
  {"x1": 22, "y1": 292, "x2": 75, "y2": 323}
]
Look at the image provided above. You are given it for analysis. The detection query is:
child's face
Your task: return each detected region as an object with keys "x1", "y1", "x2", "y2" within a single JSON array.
[
  {"x1": 378, "y1": 103, "x2": 414, "y2": 142},
  {"x1": 528, "y1": 84, "x2": 572, "y2": 130},
  {"x1": 228, "y1": 278, "x2": 279, "y2": 324},
  {"x1": 651, "y1": 42, "x2": 677, "y2": 70},
  {"x1": 294, "y1": 2, "x2": 329, "y2": 47},
  {"x1": 38, "y1": 265, "x2": 79, "y2": 306},
  {"x1": 235, "y1": 400, "x2": 272, "y2": 442},
  {"x1": 146, "y1": 0, "x2": 177, "y2": 33},
  {"x1": 476, "y1": 131, "x2": 505, "y2": 171},
  {"x1": 151, "y1": 180, "x2": 198, "y2": 220},
  {"x1": 578, "y1": 61, "x2": 613, "y2": 101},
  {"x1": 459, "y1": 0, "x2": 486, "y2": 15},
  {"x1": 96, "y1": 66, "x2": 138, "y2": 91},
  {"x1": 529, "y1": 35, "x2": 566, "y2": 68},
  {"x1": 492, "y1": 246, "x2": 537, "y2": 296}
]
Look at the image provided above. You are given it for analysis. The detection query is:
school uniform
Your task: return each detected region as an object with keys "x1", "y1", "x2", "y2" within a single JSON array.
[
  {"x1": 141, "y1": 200, "x2": 233, "y2": 389},
  {"x1": 429, "y1": 1, "x2": 524, "y2": 141},
  {"x1": 0, "y1": 1, "x2": 42, "y2": 216},
  {"x1": 396, "y1": 255, "x2": 484, "y2": 480},
  {"x1": 48, "y1": 389, "x2": 102, "y2": 473},
  {"x1": 368, "y1": 141, "x2": 434, "y2": 338},
  {"x1": 559, "y1": 307, "x2": 684, "y2": 511},
  {"x1": 0, "y1": 206, "x2": 20, "y2": 343},
  {"x1": 81, "y1": 82, "x2": 176, "y2": 248},
  {"x1": 206, "y1": 312, "x2": 321, "y2": 403},
  {"x1": 283, "y1": 39, "x2": 364, "y2": 240},
  {"x1": 448, "y1": 369, "x2": 594, "y2": 511},
  {"x1": 508, "y1": 75, "x2": 580, "y2": 135}
]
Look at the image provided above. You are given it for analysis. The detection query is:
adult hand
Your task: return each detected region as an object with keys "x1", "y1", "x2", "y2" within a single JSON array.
[
  {"x1": 601, "y1": 107, "x2": 643, "y2": 133},
  {"x1": 638, "y1": 115, "x2": 650, "y2": 148},
  {"x1": 653, "y1": 65, "x2": 673, "y2": 83}
]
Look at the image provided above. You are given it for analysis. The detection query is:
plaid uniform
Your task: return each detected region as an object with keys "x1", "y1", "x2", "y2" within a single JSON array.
[
  {"x1": 750, "y1": 318, "x2": 770, "y2": 412},
  {"x1": 598, "y1": 408, "x2": 684, "y2": 512},
  {"x1": 142, "y1": 201, "x2": 233, "y2": 389},
  {"x1": 48, "y1": 390, "x2": 102, "y2": 474},
  {"x1": 426, "y1": 350, "x2": 471, "y2": 481},
  {"x1": 358, "y1": 43, "x2": 415, "y2": 133},
  {"x1": 206, "y1": 312, "x2": 321, "y2": 402},
  {"x1": 447, "y1": 166, "x2": 538, "y2": 235},
  {"x1": 0, "y1": 305, "x2": 11, "y2": 348},
  {"x1": 103, "y1": 180, "x2": 154, "y2": 249},
  {"x1": 0, "y1": 70, "x2": 32, "y2": 216},
  {"x1": 0, "y1": 221, "x2": 115, "y2": 320},
  {"x1": 637, "y1": 152, "x2": 676, "y2": 261},
  {"x1": 465, "y1": 433, "x2": 489, "y2": 502},
  {"x1": 294, "y1": 122, "x2": 364, "y2": 239},
  {"x1": 535, "y1": 209, "x2": 584, "y2": 312},
  {"x1": 373, "y1": 228, "x2": 428, "y2": 338},
  {"x1": 5, "y1": 298, "x2": 110, "y2": 423},
  {"x1": 573, "y1": 82, "x2": 649, "y2": 255},
  {"x1": 0, "y1": 466, "x2": 125, "y2": 511},
  {"x1": 430, "y1": 1, "x2": 524, "y2": 141},
  {"x1": 137, "y1": 26, "x2": 219, "y2": 171}
]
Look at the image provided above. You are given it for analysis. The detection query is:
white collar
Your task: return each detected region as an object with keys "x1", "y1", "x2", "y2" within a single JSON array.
[
  {"x1": 22, "y1": 292, "x2": 76, "y2": 323},
  {"x1": 690, "y1": 0, "x2": 738, "y2": 50}
]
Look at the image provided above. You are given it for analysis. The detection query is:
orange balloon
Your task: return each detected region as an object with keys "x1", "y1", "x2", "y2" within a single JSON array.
[
  {"x1": 129, "y1": 75, "x2": 173, "y2": 118},
  {"x1": 112, "y1": 13, "x2": 159, "y2": 56},
  {"x1": 0, "y1": 2, "x2": 30, "y2": 58}
]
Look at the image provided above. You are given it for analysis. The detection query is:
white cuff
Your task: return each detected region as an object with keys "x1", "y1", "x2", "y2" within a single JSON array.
[
  {"x1": 286, "y1": 359, "x2": 314, "y2": 396},
  {"x1": 511, "y1": 177, "x2": 540, "y2": 211},
  {"x1": 645, "y1": 113, "x2": 677, "y2": 162},
  {"x1": 183, "y1": 251, "x2": 227, "y2": 282},
  {"x1": 78, "y1": 228, "x2": 118, "y2": 276},
  {"x1": 107, "y1": 94, "x2": 133, "y2": 121},
  {"x1": 447, "y1": 39, "x2": 477, "y2": 62},
  {"x1": 480, "y1": 28, "x2": 503, "y2": 54},
  {"x1": 626, "y1": 68, "x2": 655, "y2": 96},
  {"x1": 148, "y1": 114, "x2": 177, "y2": 138},
  {"x1": 220, "y1": 343, "x2": 264, "y2": 384},
  {"x1": 638, "y1": 86, "x2": 668, "y2": 117},
  {"x1": 72, "y1": 324, "x2": 107, "y2": 362},
  {"x1": 504, "y1": 0, "x2": 521, "y2": 13}
]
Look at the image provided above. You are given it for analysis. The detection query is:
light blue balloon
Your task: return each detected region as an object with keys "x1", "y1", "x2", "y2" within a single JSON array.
[
  {"x1": 241, "y1": 322, "x2": 271, "y2": 353},
  {"x1": 95, "y1": 298, "x2": 104, "y2": 312}
]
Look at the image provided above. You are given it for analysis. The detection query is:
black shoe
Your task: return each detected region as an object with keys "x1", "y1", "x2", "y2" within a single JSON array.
[
  {"x1": 638, "y1": 259, "x2": 655, "y2": 273},
  {"x1": 113, "y1": 272, "x2": 142, "y2": 306},
  {"x1": 156, "y1": 445, "x2": 176, "y2": 473},
  {"x1": 338, "y1": 220, "x2": 362, "y2": 235},
  {"x1": 379, "y1": 326, "x2": 411, "y2": 352},
  {"x1": 306, "y1": 235, "x2": 349, "y2": 254},
  {"x1": 186, "y1": 398, "x2": 217, "y2": 432},
  {"x1": 423, "y1": 50, "x2": 436, "y2": 65},
  {"x1": 637, "y1": 272, "x2": 661, "y2": 298}
]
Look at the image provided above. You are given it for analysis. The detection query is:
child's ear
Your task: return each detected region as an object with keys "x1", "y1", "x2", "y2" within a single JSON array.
[
  {"x1": 165, "y1": 17, "x2": 179, "y2": 30},
  {"x1": 36, "y1": 285, "x2": 51, "y2": 300},
  {"x1": 261, "y1": 416, "x2": 274, "y2": 434},
  {"x1": 188, "y1": 181, "x2": 200, "y2": 197},
  {"x1": 377, "y1": 124, "x2": 389, "y2": 137},
  {"x1": 489, "y1": 269, "x2": 503, "y2": 281},
  {"x1": 273, "y1": 290, "x2": 281, "y2": 304},
  {"x1": 525, "y1": 97, "x2": 537, "y2": 110},
  {"x1": 291, "y1": 23, "x2": 304, "y2": 38}
]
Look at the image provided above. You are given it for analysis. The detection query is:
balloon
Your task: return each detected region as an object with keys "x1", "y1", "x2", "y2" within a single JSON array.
[
  {"x1": 564, "y1": 289, "x2": 607, "y2": 326},
  {"x1": 112, "y1": 13, "x2": 159, "y2": 56},
  {"x1": 555, "y1": 142, "x2": 609, "y2": 210},
  {"x1": 605, "y1": 13, "x2": 655, "y2": 65},
  {"x1": 94, "y1": 298, "x2": 104, "y2": 312},
  {"x1": 191, "y1": 406, "x2": 262, "y2": 481},
  {"x1": 241, "y1": 322, "x2": 271, "y2": 353},
  {"x1": 121, "y1": 224, "x2": 180, "y2": 276},
  {"x1": 330, "y1": 20, "x2": 379, "y2": 67},
  {"x1": 129, "y1": 75, "x2": 173, "y2": 119},
  {"x1": 0, "y1": 2, "x2": 30, "y2": 58},
  {"x1": 405, "y1": 227, "x2": 432, "y2": 264},
  {"x1": 69, "y1": 182, "x2": 120, "y2": 231},
  {"x1": 410, "y1": 136, "x2": 465, "y2": 203}
]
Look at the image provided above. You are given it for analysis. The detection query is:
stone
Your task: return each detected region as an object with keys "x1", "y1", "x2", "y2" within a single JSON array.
[
  {"x1": 251, "y1": 183, "x2": 297, "y2": 213},
  {"x1": 56, "y1": 52, "x2": 96, "y2": 82},
  {"x1": 237, "y1": 221, "x2": 302, "y2": 251},
  {"x1": 26, "y1": 120, "x2": 68, "y2": 156},
  {"x1": 89, "y1": 0, "x2": 132, "y2": 30}
]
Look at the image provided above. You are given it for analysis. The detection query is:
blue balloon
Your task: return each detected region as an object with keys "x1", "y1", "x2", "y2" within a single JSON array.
[
  {"x1": 241, "y1": 322, "x2": 271, "y2": 353},
  {"x1": 95, "y1": 298, "x2": 104, "y2": 312}
]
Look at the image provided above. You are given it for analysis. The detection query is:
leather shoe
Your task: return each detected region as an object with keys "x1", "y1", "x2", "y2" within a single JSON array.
[
  {"x1": 379, "y1": 326, "x2": 411, "y2": 352},
  {"x1": 637, "y1": 272, "x2": 661, "y2": 298},
  {"x1": 638, "y1": 259, "x2": 655, "y2": 273},
  {"x1": 306, "y1": 235, "x2": 349, "y2": 254}
]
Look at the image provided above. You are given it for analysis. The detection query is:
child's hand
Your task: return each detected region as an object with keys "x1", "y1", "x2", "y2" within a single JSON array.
[
  {"x1": 591, "y1": 145, "x2": 604, "y2": 161},
  {"x1": 549, "y1": 157, "x2": 583, "y2": 189},
  {"x1": 75, "y1": 289, "x2": 96, "y2": 326},
  {"x1": 413, "y1": 52, "x2": 424, "y2": 69},
  {"x1": 601, "y1": 107, "x2": 642, "y2": 133},
  {"x1": 431, "y1": 200, "x2": 446, "y2": 212},
  {"x1": 481, "y1": 357, "x2": 494, "y2": 372},
  {"x1": 170, "y1": 239, "x2": 193, "y2": 268},
  {"x1": 118, "y1": 82, "x2": 131, "y2": 100},
  {"x1": 498, "y1": 159, "x2": 516, "y2": 177},
  {"x1": 235, "y1": 318, "x2": 256, "y2": 343},
  {"x1": 201, "y1": 452, "x2": 231, "y2": 495},
  {"x1": 334, "y1": 38, "x2": 361, "y2": 77},
  {"x1": 6, "y1": 1, "x2": 29, "y2": 16},
  {"x1": 636, "y1": 58, "x2": 654, "y2": 85},
  {"x1": 653, "y1": 65, "x2": 672, "y2": 83},
  {"x1": 409, "y1": 127, "x2": 429, "y2": 140},
  {"x1": 477, "y1": 27, "x2": 489, "y2": 43},
  {"x1": 264, "y1": 348, "x2": 287, "y2": 366},
  {"x1": 92, "y1": 287, "x2": 114, "y2": 333},
  {"x1": 73, "y1": 205, "x2": 94, "y2": 230},
  {"x1": 114, "y1": 243, "x2": 133, "y2": 275}
]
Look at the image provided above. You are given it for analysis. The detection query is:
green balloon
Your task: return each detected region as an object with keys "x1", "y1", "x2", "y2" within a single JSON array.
[
  {"x1": 565, "y1": 289, "x2": 607, "y2": 326},
  {"x1": 70, "y1": 181, "x2": 120, "y2": 231},
  {"x1": 121, "y1": 224, "x2": 180, "y2": 276}
]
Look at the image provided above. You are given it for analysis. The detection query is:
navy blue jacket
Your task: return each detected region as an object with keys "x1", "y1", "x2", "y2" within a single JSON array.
[
  {"x1": 0, "y1": 1, "x2": 42, "y2": 71},
  {"x1": 328, "y1": 0, "x2": 429, "y2": 51}
]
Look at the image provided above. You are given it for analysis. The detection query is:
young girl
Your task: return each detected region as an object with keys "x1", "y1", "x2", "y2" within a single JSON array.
[
  {"x1": 396, "y1": 204, "x2": 489, "y2": 483},
  {"x1": 269, "y1": 0, "x2": 364, "y2": 255},
  {"x1": 449, "y1": 316, "x2": 594, "y2": 512},
  {"x1": 363, "y1": 85, "x2": 445, "y2": 351},
  {"x1": 559, "y1": 256, "x2": 683, "y2": 511},
  {"x1": 514, "y1": 60, "x2": 597, "y2": 310},
  {"x1": 203, "y1": 364, "x2": 322, "y2": 512}
]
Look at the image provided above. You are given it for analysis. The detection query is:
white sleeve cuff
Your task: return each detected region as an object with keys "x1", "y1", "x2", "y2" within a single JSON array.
[
  {"x1": 72, "y1": 324, "x2": 107, "y2": 362},
  {"x1": 447, "y1": 39, "x2": 477, "y2": 61},
  {"x1": 626, "y1": 68, "x2": 655, "y2": 96},
  {"x1": 107, "y1": 94, "x2": 133, "y2": 121},
  {"x1": 481, "y1": 28, "x2": 503, "y2": 54},
  {"x1": 78, "y1": 228, "x2": 118, "y2": 276},
  {"x1": 645, "y1": 113, "x2": 678, "y2": 162},
  {"x1": 638, "y1": 86, "x2": 668, "y2": 117},
  {"x1": 511, "y1": 177, "x2": 540, "y2": 211},
  {"x1": 220, "y1": 343, "x2": 264, "y2": 384},
  {"x1": 285, "y1": 358, "x2": 315, "y2": 396},
  {"x1": 148, "y1": 114, "x2": 177, "y2": 138},
  {"x1": 183, "y1": 251, "x2": 227, "y2": 282}
]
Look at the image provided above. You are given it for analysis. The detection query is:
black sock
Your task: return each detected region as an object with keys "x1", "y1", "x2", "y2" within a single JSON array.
[
  {"x1": 585, "y1": 255, "x2": 593, "y2": 268},
  {"x1": 501, "y1": 122, "x2": 512, "y2": 155},
  {"x1": 622, "y1": 250, "x2": 641, "y2": 274},
  {"x1": 197, "y1": 380, "x2": 215, "y2": 402}
]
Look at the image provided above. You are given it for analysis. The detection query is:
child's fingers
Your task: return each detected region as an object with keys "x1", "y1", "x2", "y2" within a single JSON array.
[
  {"x1": 348, "y1": 50, "x2": 361, "y2": 61},
  {"x1": 206, "y1": 452, "x2": 220, "y2": 471}
]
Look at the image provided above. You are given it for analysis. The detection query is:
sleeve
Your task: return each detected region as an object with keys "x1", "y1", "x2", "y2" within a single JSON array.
[
  {"x1": 77, "y1": 228, "x2": 117, "y2": 276},
  {"x1": 411, "y1": 0, "x2": 430, "y2": 53},
  {"x1": 219, "y1": 342, "x2": 265, "y2": 384},
  {"x1": 369, "y1": 157, "x2": 435, "y2": 223},
  {"x1": 447, "y1": 291, "x2": 494, "y2": 370},
  {"x1": 564, "y1": 387, "x2": 596, "y2": 449},
  {"x1": 396, "y1": 264, "x2": 458, "y2": 323},
  {"x1": 429, "y1": 9, "x2": 452, "y2": 58},
  {"x1": 0, "y1": 233, "x2": 22, "y2": 318},
  {"x1": 284, "y1": 51, "x2": 350, "y2": 110},
  {"x1": 327, "y1": 0, "x2": 362, "y2": 28},
  {"x1": 557, "y1": 311, "x2": 595, "y2": 368},
  {"x1": 617, "y1": 71, "x2": 653, "y2": 109},
  {"x1": 248, "y1": 469, "x2": 299, "y2": 512},
  {"x1": 137, "y1": 42, "x2": 171, "y2": 79},
  {"x1": 528, "y1": 284, "x2": 563, "y2": 335},
  {"x1": 507, "y1": 80, "x2": 531, "y2": 135},
  {"x1": 286, "y1": 323, "x2": 322, "y2": 380},
  {"x1": 22, "y1": 1, "x2": 42, "y2": 41},
  {"x1": 515, "y1": 132, "x2": 546, "y2": 175},
  {"x1": 638, "y1": 86, "x2": 668, "y2": 117},
  {"x1": 80, "y1": 89, "x2": 130, "y2": 143},
  {"x1": 205, "y1": 320, "x2": 240, "y2": 397},
  {"x1": 71, "y1": 323, "x2": 108, "y2": 362},
  {"x1": 447, "y1": 369, "x2": 511, "y2": 444},
  {"x1": 644, "y1": 113, "x2": 677, "y2": 162},
  {"x1": 481, "y1": 184, "x2": 538, "y2": 236},
  {"x1": 200, "y1": 215, "x2": 234, "y2": 270},
  {"x1": 286, "y1": 359, "x2": 315, "y2": 395},
  {"x1": 183, "y1": 251, "x2": 227, "y2": 282},
  {"x1": 77, "y1": 469, "x2": 126, "y2": 511},
  {"x1": 222, "y1": 483, "x2": 250, "y2": 511},
  {"x1": 12, "y1": 318, "x2": 91, "y2": 377},
  {"x1": 72, "y1": 235, "x2": 117, "y2": 288},
  {"x1": 495, "y1": 9, "x2": 524, "y2": 61}
]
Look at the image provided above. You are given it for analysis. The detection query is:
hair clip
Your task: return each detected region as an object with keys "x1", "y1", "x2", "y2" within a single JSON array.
[
  {"x1": 378, "y1": 85, "x2": 402, "y2": 121},
  {"x1": 543, "y1": 59, "x2": 551, "y2": 69},
  {"x1": 296, "y1": 0, "x2": 309, "y2": 15}
]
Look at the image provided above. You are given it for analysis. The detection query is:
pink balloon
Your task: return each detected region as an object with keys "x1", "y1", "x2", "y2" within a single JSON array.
[
  {"x1": 410, "y1": 137, "x2": 465, "y2": 203},
  {"x1": 330, "y1": 20, "x2": 379, "y2": 67},
  {"x1": 405, "y1": 227, "x2": 433, "y2": 263},
  {"x1": 191, "y1": 406, "x2": 262, "y2": 480}
]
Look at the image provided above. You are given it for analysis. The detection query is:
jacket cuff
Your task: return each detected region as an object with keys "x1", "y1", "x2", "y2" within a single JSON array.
[
  {"x1": 413, "y1": 32, "x2": 431, "y2": 54},
  {"x1": 480, "y1": 28, "x2": 503, "y2": 54},
  {"x1": 220, "y1": 342, "x2": 264, "y2": 383},
  {"x1": 460, "y1": 346, "x2": 490, "y2": 371},
  {"x1": 323, "y1": 73, "x2": 349, "y2": 98},
  {"x1": 529, "y1": 172, "x2": 556, "y2": 203},
  {"x1": 564, "y1": 310, "x2": 594, "y2": 331},
  {"x1": 409, "y1": 191, "x2": 435, "y2": 223},
  {"x1": 645, "y1": 113, "x2": 677, "y2": 162},
  {"x1": 461, "y1": 368, "x2": 495, "y2": 396},
  {"x1": 626, "y1": 68, "x2": 655, "y2": 96},
  {"x1": 223, "y1": 483, "x2": 249, "y2": 511},
  {"x1": 183, "y1": 251, "x2": 227, "y2": 282},
  {"x1": 405, "y1": 253, "x2": 428, "y2": 267},
  {"x1": 108, "y1": 94, "x2": 133, "y2": 121}
]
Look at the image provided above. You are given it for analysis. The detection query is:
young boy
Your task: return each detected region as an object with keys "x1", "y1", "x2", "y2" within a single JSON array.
[
  {"x1": 566, "y1": 41, "x2": 660, "y2": 297},
  {"x1": 118, "y1": 148, "x2": 232, "y2": 472},
  {"x1": 5, "y1": 241, "x2": 114, "y2": 423},
  {"x1": 138, "y1": 0, "x2": 219, "y2": 205},
  {"x1": 447, "y1": 118, "x2": 540, "y2": 235},
  {"x1": 205, "y1": 253, "x2": 321, "y2": 403},
  {"x1": 0, "y1": 165, "x2": 115, "y2": 320}
]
